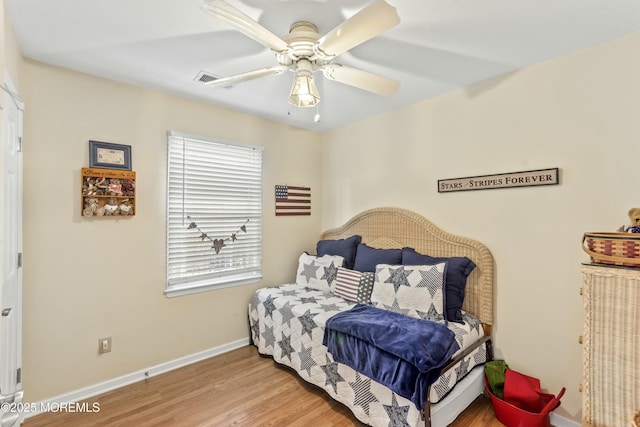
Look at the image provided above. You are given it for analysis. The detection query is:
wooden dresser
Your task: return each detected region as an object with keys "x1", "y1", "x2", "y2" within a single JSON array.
[{"x1": 581, "y1": 264, "x2": 640, "y2": 426}]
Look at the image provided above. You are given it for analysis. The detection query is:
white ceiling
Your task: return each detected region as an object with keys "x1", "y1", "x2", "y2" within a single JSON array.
[{"x1": 6, "y1": 0, "x2": 640, "y2": 132}]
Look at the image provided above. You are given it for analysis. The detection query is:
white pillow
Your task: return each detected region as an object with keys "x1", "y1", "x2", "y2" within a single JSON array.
[
  {"x1": 371, "y1": 263, "x2": 446, "y2": 321},
  {"x1": 295, "y1": 253, "x2": 344, "y2": 292}
]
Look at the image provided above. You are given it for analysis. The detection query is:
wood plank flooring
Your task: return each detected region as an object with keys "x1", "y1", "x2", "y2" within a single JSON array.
[{"x1": 24, "y1": 345, "x2": 504, "y2": 427}]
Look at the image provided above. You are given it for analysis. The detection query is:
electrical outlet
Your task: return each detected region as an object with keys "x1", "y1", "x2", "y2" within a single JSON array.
[{"x1": 98, "y1": 337, "x2": 112, "y2": 354}]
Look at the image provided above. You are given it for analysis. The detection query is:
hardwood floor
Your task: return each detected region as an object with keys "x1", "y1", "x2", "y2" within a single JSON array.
[{"x1": 24, "y1": 346, "x2": 503, "y2": 426}]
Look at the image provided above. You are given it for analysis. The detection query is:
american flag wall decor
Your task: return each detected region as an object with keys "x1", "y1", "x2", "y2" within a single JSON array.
[{"x1": 275, "y1": 185, "x2": 311, "y2": 216}]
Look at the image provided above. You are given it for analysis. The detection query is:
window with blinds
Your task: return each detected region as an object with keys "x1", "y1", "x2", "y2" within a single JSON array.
[{"x1": 166, "y1": 131, "x2": 263, "y2": 297}]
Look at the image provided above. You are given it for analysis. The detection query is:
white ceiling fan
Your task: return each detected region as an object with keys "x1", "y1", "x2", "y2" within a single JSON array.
[{"x1": 200, "y1": 0, "x2": 401, "y2": 108}]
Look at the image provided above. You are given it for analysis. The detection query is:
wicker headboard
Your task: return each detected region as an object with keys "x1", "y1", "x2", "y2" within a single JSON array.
[{"x1": 320, "y1": 207, "x2": 494, "y2": 327}]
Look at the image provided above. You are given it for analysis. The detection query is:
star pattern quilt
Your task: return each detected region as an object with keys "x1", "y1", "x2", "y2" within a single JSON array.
[{"x1": 249, "y1": 284, "x2": 488, "y2": 427}]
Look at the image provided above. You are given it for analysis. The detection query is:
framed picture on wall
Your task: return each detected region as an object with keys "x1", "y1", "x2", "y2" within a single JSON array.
[{"x1": 89, "y1": 140, "x2": 132, "y2": 170}]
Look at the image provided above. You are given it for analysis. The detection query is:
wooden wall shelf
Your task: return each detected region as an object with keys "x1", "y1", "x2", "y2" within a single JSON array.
[{"x1": 81, "y1": 167, "x2": 136, "y2": 217}]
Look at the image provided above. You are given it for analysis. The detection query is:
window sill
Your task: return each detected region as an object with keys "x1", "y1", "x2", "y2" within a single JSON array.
[{"x1": 165, "y1": 275, "x2": 262, "y2": 298}]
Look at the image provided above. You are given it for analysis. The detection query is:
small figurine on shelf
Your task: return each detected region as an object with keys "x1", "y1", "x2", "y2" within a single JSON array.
[
  {"x1": 107, "y1": 178, "x2": 123, "y2": 196},
  {"x1": 83, "y1": 197, "x2": 99, "y2": 216},
  {"x1": 104, "y1": 197, "x2": 120, "y2": 215},
  {"x1": 83, "y1": 177, "x2": 97, "y2": 196},
  {"x1": 95, "y1": 177, "x2": 108, "y2": 195},
  {"x1": 119, "y1": 199, "x2": 134, "y2": 216},
  {"x1": 121, "y1": 178, "x2": 135, "y2": 196}
]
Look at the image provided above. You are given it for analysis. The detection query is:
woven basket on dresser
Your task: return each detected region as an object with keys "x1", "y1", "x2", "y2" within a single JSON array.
[
  {"x1": 582, "y1": 265, "x2": 640, "y2": 427},
  {"x1": 582, "y1": 232, "x2": 640, "y2": 267}
]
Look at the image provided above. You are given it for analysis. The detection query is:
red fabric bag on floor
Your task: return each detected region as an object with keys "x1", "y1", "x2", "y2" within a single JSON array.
[
  {"x1": 503, "y1": 369, "x2": 562, "y2": 413},
  {"x1": 485, "y1": 369, "x2": 566, "y2": 427}
]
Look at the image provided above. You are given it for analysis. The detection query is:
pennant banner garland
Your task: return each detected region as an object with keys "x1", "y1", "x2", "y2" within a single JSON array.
[
  {"x1": 186, "y1": 216, "x2": 249, "y2": 254},
  {"x1": 275, "y1": 185, "x2": 311, "y2": 216}
]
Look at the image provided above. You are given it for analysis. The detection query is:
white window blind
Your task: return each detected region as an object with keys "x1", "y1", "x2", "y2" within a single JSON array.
[{"x1": 166, "y1": 131, "x2": 263, "y2": 297}]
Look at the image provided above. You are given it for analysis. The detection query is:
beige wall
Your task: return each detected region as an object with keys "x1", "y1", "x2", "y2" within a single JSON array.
[
  {"x1": 20, "y1": 60, "x2": 322, "y2": 401},
  {"x1": 321, "y1": 32, "x2": 640, "y2": 422}
]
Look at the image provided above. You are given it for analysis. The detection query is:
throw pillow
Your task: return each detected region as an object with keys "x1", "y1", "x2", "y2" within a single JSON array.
[
  {"x1": 353, "y1": 244, "x2": 402, "y2": 273},
  {"x1": 371, "y1": 263, "x2": 447, "y2": 321},
  {"x1": 296, "y1": 253, "x2": 345, "y2": 292},
  {"x1": 357, "y1": 272, "x2": 375, "y2": 305},
  {"x1": 334, "y1": 267, "x2": 361, "y2": 302},
  {"x1": 316, "y1": 235, "x2": 362, "y2": 269},
  {"x1": 401, "y1": 248, "x2": 475, "y2": 323}
]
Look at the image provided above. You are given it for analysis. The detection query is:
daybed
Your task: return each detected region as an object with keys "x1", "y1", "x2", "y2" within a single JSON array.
[{"x1": 249, "y1": 207, "x2": 494, "y2": 427}]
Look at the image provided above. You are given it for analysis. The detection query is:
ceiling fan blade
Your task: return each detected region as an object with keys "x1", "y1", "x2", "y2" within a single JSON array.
[
  {"x1": 322, "y1": 64, "x2": 399, "y2": 96},
  {"x1": 204, "y1": 66, "x2": 286, "y2": 88},
  {"x1": 201, "y1": 0, "x2": 289, "y2": 53},
  {"x1": 317, "y1": 0, "x2": 400, "y2": 58}
]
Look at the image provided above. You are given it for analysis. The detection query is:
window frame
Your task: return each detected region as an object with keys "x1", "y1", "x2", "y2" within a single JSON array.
[{"x1": 165, "y1": 131, "x2": 263, "y2": 298}]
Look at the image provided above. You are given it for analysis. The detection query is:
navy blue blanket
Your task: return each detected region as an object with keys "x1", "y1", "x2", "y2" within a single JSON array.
[{"x1": 323, "y1": 304, "x2": 459, "y2": 409}]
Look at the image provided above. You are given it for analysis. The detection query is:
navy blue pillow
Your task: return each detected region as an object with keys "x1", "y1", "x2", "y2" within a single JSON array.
[
  {"x1": 353, "y1": 244, "x2": 402, "y2": 273},
  {"x1": 401, "y1": 247, "x2": 476, "y2": 323},
  {"x1": 316, "y1": 235, "x2": 362, "y2": 269}
]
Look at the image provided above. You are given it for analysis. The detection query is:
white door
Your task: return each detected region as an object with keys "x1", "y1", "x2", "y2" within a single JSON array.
[{"x1": 0, "y1": 77, "x2": 24, "y2": 426}]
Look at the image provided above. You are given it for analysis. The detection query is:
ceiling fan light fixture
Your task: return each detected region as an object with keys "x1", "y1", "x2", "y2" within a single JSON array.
[
  {"x1": 288, "y1": 59, "x2": 320, "y2": 108},
  {"x1": 201, "y1": 0, "x2": 402, "y2": 111}
]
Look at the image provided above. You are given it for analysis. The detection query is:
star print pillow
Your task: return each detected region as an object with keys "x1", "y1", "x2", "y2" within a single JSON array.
[
  {"x1": 371, "y1": 263, "x2": 447, "y2": 321},
  {"x1": 295, "y1": 253, "x2": 345, "y2": 292}
]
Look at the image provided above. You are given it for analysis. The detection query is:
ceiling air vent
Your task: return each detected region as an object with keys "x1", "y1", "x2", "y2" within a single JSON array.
[{"x1": 194, "y1": 71, "x2": 233, "y2": 87}]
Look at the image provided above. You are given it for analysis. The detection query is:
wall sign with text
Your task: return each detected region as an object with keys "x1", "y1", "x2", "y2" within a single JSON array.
[{"x1": 438, "y1": 168, "x2": 559, "y2": 193}]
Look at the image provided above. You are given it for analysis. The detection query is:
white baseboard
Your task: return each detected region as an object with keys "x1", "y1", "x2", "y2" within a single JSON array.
[
  {"x1": 551, "y1": 413, "x2": 581, "y2": 427},
  {"x1": 24, "y1": 338, "x2": 249, "y2": 419}
]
